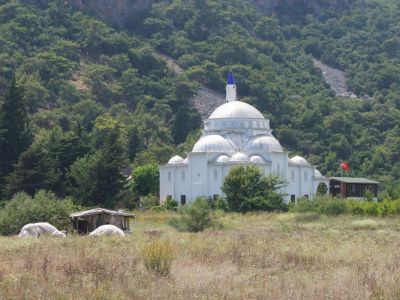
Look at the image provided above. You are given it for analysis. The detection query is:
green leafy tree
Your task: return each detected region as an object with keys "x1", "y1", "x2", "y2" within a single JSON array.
[
  {"x1": 131, "y1": 164, "x2": 159, "y2": 197},
  {"x1": 221, "y1": 165, "x2": 286, "y2": 213}
]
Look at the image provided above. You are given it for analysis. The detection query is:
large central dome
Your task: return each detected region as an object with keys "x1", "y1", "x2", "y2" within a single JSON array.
[{"x1": 209, "y1": 101, "x2": 264, "y2": 120}]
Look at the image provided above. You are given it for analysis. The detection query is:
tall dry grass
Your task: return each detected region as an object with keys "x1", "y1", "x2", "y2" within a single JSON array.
[{"x1": 1, "y1": 212, "x2": 400, "y2": 299}]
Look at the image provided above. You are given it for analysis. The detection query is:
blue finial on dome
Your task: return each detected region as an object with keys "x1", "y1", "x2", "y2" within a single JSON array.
[{"x1": 227, "y1": 71, "x2": 235, "y2": 85}]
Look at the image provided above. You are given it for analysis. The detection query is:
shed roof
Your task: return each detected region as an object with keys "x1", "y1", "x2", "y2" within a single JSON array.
[
  {"x1": 329, "y1": 177, "x2": 379, "y2": 184},
  {"x1": 70, "y1": 208, "x2": 135, "y2": 218}
]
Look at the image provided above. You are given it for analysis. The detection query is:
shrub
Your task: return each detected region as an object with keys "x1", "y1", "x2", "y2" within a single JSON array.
[
  {"x1": 142, "y1": 240, "x2": 174, "y2": 275},
  {"x1": 0, "y1": 190, "x2": 77, "y2": 235},
  {"x1": 169, "y1": 197, "x2": 221, "y2": 232},
  {"x1": 206, "y1": 196, "x2": 228, "y2": 211},
  {"x1": 162, "y1": 197, "x2": 178, "y2": 211},
  {"x1": 140, "y1": 194, "x2": 159, "y2": 209},
  {"x1": 290, "y1": 197, "x2": 400, "y2": 217},
  {"x1": 289, "y1": 197, "x2": 317, "y2": 213},
  {"x1": 290, "y1": 196, "x2": 348, "y2": 216},
  {"x1": 317, "y1": 199, "x2": 348, "y2": 216},
  {"x1": 214, "y1": 196, "x2": 229, "y2": 211}
]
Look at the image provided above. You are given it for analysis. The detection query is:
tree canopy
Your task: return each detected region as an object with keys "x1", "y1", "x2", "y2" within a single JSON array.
[{"x1": 221, "y1": 165, "x2": 286, "y2": 213}]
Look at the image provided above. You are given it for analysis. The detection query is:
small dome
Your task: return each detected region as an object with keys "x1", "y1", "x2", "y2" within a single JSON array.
[
  {"x1": 183, "y1": 157, "x2": 188, "y2": 163},
  {"x1": 230, "y1": 152, "x2": 249, "y2": 162},
  {"x1": 209, "y1": 101, "x2": 264, "y2": 120},
  {"x1": 244, "y1": 135, "x2": 283, "y2": 153},
  {"x1": 168, "y1": 155, "x2": 184, "y2": 164},
  {"x1": 192, "y1": 135, "x2": 236, "y2": 153},
  {"x1": 216, "y1": 155, "x2": 230, "y2": 163},
  {"x1": 250, "y1": 155, "x2": 266, "y2": 163},
  {"x1": 290, "y1": 156, "x2": 309, "y2": 165},
  {"x1": 314, "y1": 169, "x2": 323, "y2": 178}
]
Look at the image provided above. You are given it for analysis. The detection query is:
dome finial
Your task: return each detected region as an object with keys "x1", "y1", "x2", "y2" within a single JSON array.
[{"x1": 227, "y1": 71, "x2": 235, "y2": 85}]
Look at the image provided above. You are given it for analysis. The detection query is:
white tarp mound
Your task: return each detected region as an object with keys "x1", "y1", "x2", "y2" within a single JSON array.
[
  {"x1": 89, "y1": 225, "x2": 125, "y2": 237},
  {"x1": 19, "y1": 222, "x2": 66, "y2": 238}
]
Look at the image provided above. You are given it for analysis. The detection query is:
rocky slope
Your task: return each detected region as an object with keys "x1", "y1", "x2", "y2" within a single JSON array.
[
  {"x1": 312, "y1": 59, "x2": 356, "y2": 98},
  {"x1": 159, "y1": 54, "x2": 225, "y2": 120}
]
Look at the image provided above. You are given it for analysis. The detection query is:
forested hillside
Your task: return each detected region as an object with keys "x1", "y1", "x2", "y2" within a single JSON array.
[{"x1": 0, "y1": 0, "x2": 399, "y2": 206}]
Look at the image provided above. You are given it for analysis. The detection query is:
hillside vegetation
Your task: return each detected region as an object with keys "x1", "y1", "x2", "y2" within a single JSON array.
[{"x1": 0, "y1": 0, "x2": 399, "y2": 206}]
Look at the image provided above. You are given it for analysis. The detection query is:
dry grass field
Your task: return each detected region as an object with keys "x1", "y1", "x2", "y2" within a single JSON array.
[{"x1": 1, "y1": 211, "x2": 400, "y2": 299}]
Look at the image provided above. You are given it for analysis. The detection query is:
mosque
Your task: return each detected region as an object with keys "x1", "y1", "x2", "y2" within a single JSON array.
[{"x1": 160, "y1": 73, "x2": 329, "y2": 204}]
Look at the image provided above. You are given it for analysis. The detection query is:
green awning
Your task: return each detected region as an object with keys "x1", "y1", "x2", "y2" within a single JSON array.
[{"x1": 329, "y1": 177, "x2": 379, "y2": 184}]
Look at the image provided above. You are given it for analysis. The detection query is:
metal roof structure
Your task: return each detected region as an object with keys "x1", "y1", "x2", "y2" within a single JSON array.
[
  {"x1": 70, "y1": 208, "x2": 135, "y2": 218},
  {"x1": 329, "y1": 177, "x2": 379, "y2": 184}
]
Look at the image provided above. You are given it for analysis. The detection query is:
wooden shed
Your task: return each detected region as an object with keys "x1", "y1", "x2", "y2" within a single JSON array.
[
  {"x1": 329, "y1": 177, "x2": 379, "y2": 200},
  {"x1": 70, "y1": 208, "x2": 135, "y2": 234}
]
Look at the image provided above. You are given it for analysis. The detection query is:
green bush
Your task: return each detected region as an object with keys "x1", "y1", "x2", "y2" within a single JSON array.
[
  {"x1": 0, "y1": 190, "x2": 77, "y2": 235},
  {"x1": 169, "y1": 198, "x2": 221, "y2": 232},
  {"x1": 161, "y1": 197, "x2": 178, "y2": 211},
  {"x1": 318, "y1": 199, "x2": 348, "y2": 216},
  {"x1": 140, "y1": 194, "x2": 159, "y2": 209},
  {"x1": 214, "y1": 196, "x2": 229, "y2": 211},
  {"x1": 290, "y1": 197, "x2": 400, "y2": 217},
  {"x1": 206, "y1": 196, "x2": 228, "y2": 211},
  {"x1": 142, "y1": 240, "x2": 174, "y2": 275}
]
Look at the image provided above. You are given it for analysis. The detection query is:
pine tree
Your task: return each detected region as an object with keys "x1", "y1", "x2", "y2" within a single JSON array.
[
  {"x1": 0, "y1": 77, "x2": 32, "y2": 194},
  {"x1": 5, "y1": 146, "x2": 62, "y2": 197},
  {"x1": 68, "y1": 117, "x2": 127, "y2": 207}
]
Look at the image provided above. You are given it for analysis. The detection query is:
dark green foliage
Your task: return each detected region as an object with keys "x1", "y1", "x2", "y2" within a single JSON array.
[
  {"x1": 169, "y1": 197, "x2": 220, "y2": 232},
  {"x1": 0, "y1": 78, "x2": 31, "y2": 186},
  {"x1": 139, "y1": 194, "x2": 159, "y2": 209},
  {"x1": 221, "y1": 166, "x2": 286, "y2": 213},
  {"x1": 5, "y1": 144, "x2": 62, "y2": 197},
  {"x1": 290, "y1": 196, "x2": 400, "y2": 217},
  {"x1": 162, "y1": 197, "x2": 178, "y2": 211},
  {"x1": 0, "y1": 190, "x2": 76, "y2": 236},
  {"x1": 131, "y1": 164, "x2": 159, "y2": 197},
  {"x1": 68, "y1": 117, "x2": 127, "y2": 207},
  {"x1": 208, "y1": 195, "x2": 228, "y2": 211}
]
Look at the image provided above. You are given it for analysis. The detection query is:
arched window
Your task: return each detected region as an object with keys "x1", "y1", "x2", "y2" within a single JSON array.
[
  {"x1": 213, "y1": 169, "x2": 218, "y2": 180},
  {"x1": 304, "y1": 171, "x2": 308, "y2": 181},
  {"x1": 168, "y1": 172, "x2": 171, "y2": 181},
  {"x1": 181, "y1": 171, "x2": 185, "y2": 181},
  {"x1": 291, "y1": 170, "x2": 295, "y2": 181}
]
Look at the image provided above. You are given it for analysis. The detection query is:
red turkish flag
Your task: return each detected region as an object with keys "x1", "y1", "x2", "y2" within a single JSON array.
[{"x1": 340, "y1": 162, "x2": 350, "y2": 171}]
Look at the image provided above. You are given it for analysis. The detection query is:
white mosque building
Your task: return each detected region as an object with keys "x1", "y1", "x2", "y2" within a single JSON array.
[{"x1": 160, "y1": 72, "x2": 329, "y2": 204}]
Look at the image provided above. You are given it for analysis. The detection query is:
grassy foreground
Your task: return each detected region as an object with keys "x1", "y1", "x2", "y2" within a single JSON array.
[{"x1": 1, "y1": 212, "x2": 400, "y2": 299}]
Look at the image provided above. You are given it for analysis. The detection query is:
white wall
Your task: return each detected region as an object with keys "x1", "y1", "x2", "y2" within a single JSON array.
[
  {"x1": 188, "y1": 152, "x2": 209, "y2": 201},
  {"x1": 160, "y1": 153, "x2": 326, "y2": 205}
]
